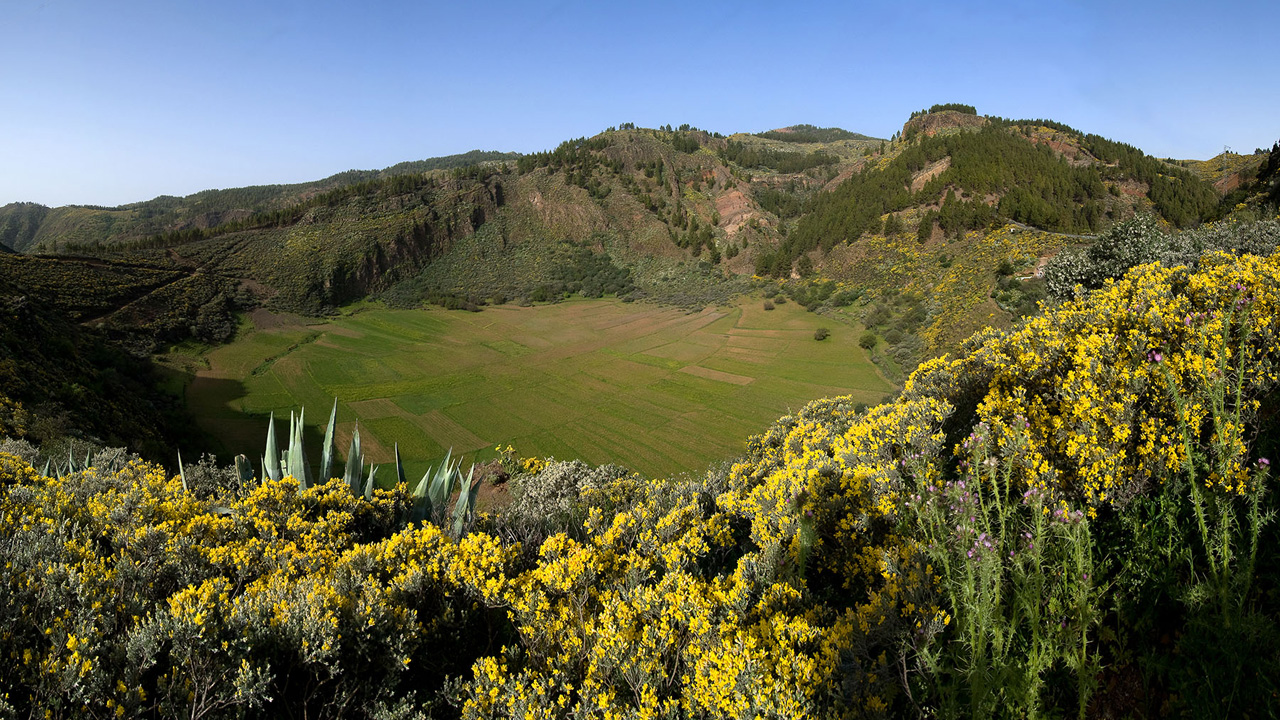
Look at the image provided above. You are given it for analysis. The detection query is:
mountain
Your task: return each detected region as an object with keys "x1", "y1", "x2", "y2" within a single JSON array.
[
  {"x1": 0, "y1": 150, "x2": 519, "y2": 254},
  {"x1": 0, "y1": 107, "x2": 1261, "y2": 449},
  {"x1": 2, "y1": 107, "x2": 1279, "y2": 719}
]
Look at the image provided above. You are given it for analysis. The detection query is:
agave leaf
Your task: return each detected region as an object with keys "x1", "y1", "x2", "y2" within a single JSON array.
[
  {"x1": 426, "y1": 449, "x2": 456, "y2": 525},
  {"x1": 410, "y1": 464, "x2": 434, "y2": 524},
  {"x1": 394, "y1": 443, "x2": 407, "y2": 488},
  {"x1": 364, "y1": 463, "x2": 378, "y2": 500},
  {"x1": 178, "y1": 449, "x2": 188, "y2": 493},
  {"x1": 84, "y1": 448, "x2": 92, "y2": 471},
  {"x1": 288, "y1": 408, "x2": 309, "y2": 489},
  {"x1": 41, "y1": 458, "x2": 50, "y2": 478},
  {"x1": 451, "y1": 463, "x2": 481, "y2": 537},
  {"x1": 344, "y1": 425, "x2": 363, "y2": 494},
  {"x1": 263, "y1": 412, "x2": 281, "y2": 482},
  {"x1": 319, "y1": 398, "x2": 339, "y2": 481},
  {"x1": 234, "y1": 455, "x2": 254, "y2": 485}
]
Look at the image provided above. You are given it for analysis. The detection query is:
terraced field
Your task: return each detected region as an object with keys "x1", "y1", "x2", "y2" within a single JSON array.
[{"x1": 187, "y1": 298, "x2": 892, "y2": 478}]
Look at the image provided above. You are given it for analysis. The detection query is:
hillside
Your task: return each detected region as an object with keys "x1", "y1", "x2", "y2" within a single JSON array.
[
  {"x1": 3, "y1": 235, "x2": 1279, "y2": 718},
  {"x1": 0, "y1": 268, "x2": 200, "y2": 459},
  {"x1": 755, "y1": 123, "x2": 877, "y2": 144},
  {"x1": 0, "y1": 150, "x2": 519, "y2": 254},
  {"x1": 0, "y1": 108, "x2": 1265, "y2": 453},
  {"x1": 5, "y1": 111, "x2": 1236, "y2": 330}
]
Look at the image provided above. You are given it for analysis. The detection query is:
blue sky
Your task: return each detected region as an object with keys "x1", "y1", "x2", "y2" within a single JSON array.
[{"x1": 1, "y1": 0, "x2": 1276, "y2": 207}]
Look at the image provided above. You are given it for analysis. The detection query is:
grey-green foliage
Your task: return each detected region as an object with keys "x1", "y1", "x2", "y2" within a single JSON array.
[
  {"x1": 404, "y1": 448, "x2": 484, "y2": 536},
  {"x1": 234, "y1": 455, "x2": 254, "y2": 486},
  {"x1": 1044, "y1": 215, "x2": 1167, "y2": 299},
  {"x1": 177, "y1": 453, "x2": 241, "y2": 499},
  {"x1": 284, "y1": 410, "x2": 310, "y2": 488},
  {"x1": 452, "y1": 464, "x2": 481, "y2": 537},
  {"x1": 411, "y1": 449, "x2": 457, "y2": 527},
  {"x1": 499, "y1": 460, "x2": 629, "y2": 544},
  {"x1": 263, "y1": 411, "x2": 281, "y2": 482},
  {"x1": 258, "y1": 402, "x2": 351, "y2": 491},
  {"x1": 1156, "y1": 218, "x2": 1280, "y2": 267},
  {"x1": 344, "y1": 425, "x2": 363, "y2": 494},
  {"x1": 251, "y1": 406, "x2": 482, "y2": 532},
  {"x1": 364, "y1": 463, "x2": 377, "y2": 500},
  {"x1": 0, "y1": 437, "x2": 39, "y2": 466},
  {"x1": 1046, "y1": 217, "x2": 1280, "y2": 299},
  {"x1": 319, "y1": 399, "x2": 339, "y2": 481}
]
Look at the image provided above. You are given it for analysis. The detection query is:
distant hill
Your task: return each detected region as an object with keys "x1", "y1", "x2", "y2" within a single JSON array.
[
  {"x1": 0, "y1": 150, "x2": 519, "y2": 253},
  {"x1": 0, "y1": 201, "x2": 51, "y2": 253},
  {"x1": 756, "y1": 124, "x2": 874, "y2": 144}
]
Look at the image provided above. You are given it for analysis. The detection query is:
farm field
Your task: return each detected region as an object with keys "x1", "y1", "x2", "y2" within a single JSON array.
[{"x1": 186, "y1": 297, "x2": 892, "y2": 478}]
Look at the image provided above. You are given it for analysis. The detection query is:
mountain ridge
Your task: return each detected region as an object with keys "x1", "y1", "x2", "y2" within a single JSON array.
[{"x1": 0, "y1": 108, "x2": 1272, "y2": 453}]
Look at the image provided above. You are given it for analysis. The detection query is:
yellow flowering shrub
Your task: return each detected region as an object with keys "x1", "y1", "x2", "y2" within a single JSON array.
[{"x1": 3, "y1": 250, "x2": 1280, "y2": 717}]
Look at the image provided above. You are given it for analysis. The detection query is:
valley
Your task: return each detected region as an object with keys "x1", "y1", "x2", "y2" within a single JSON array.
[{"x1": 182, "y1": 296, "x2": 890, "y2": 478}]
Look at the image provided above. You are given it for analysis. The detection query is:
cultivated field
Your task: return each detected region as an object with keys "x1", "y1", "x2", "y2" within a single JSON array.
[{"x1": 187, "y1": 298, "x2": 892, "y2": 478}]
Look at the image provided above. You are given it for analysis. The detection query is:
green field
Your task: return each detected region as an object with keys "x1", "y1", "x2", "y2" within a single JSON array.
[{"x1": 187, "y1": 298, "x2": 892, "y2": 478}]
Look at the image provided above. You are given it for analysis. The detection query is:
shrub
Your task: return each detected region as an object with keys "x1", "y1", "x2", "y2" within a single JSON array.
[
  {"x1": 814, "y1": 327, "x2": 830, "y2": 341},
  {"x1": 763, "y1": 300, "x2": 774, "y2": 311},
  {"x1": 7, "y1": 230, "x2": 1280, "y2": 719},
  {"x1": 1044, "y1": 214, "x2": 1166, "y2": 298},
  {"x1": 859, "y1": 330, "x2": 878, "y2": 349}
]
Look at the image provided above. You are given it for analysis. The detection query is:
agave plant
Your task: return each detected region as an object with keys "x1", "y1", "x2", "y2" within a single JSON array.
[
  {"x1": 248, "y1": 402, "x2": 482, "y2": 533},
  {"x1": 319, "y1": 398, "x2": 339, "y2": 482},
  {"x1": 262, "y1": 410, "x2": 281, "y2": 482},
  {"x1": 284, "y1": 409, "x2": 310, "y2": 488},
  {"x1": 344, "y1": 424, "x2": 363, "y2": 494},
  {"x1": 451, "y1": 463, "x2": 482, "y2": 536},
  {"x1": 407, "y1": 448, "x2": 483, "y2": 536},
  {"x1": 410, "y1": 449, "x2": 456, "y2": 526}
]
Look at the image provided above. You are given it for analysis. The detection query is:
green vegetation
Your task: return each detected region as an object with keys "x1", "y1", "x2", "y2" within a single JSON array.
[
  {"x1": 910, "y1": 102, "x2": 978, "y2": 118},
  {"x1": 0, "y1": 151, "x2": 518, "y2": 253},
  {"x1": 754, "y1": 119, "x2": 1222, "y2": 277},
  {"x1": 0, "y1": 271, "x2": 201, "y2": 460},
  {"x1": 720, "y1": 141, "x2": 839, "y2": 173},
  {"x1": 755, "y1": 124, "x2": 870, "y2": 143},
  {"x1": 8, "y1": 225, "x2": 1280, "y2": 718},
  {"x1": 1254, "y1": 140, "x2": 1280, "y2": 206},
  {"x1": 1045, "y1": 215, "x2": 1280, "y2": 299},
  {"x1": 187, "y1": 298, "x2": 890, "y2": 479},
  {"x1": 3, "y1": 110, "x2": 1280, "y2": 718}
]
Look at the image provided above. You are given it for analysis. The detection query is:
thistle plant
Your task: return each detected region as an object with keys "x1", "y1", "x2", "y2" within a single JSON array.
[
  {"x1": 906, "y1": 417, "x2": 1100, "y2": 719},
  {"x1": 1152, "y1": 297, "x2": 1277, "y2": 714}
]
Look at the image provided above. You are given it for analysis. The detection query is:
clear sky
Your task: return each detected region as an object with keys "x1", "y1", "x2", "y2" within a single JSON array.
[{"x1": 1, "y1": 0, "x2": 1276, "y2": 207}]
